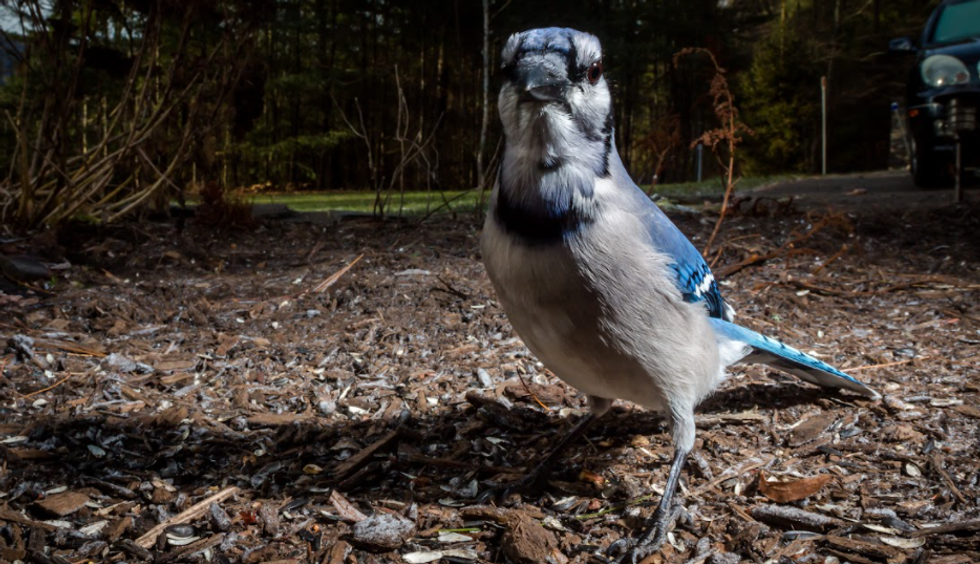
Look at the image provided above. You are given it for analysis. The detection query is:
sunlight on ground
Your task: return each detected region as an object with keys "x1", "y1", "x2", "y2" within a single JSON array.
[{"x1": 242, "y1": 175, "x2": 796, "y2": 215}]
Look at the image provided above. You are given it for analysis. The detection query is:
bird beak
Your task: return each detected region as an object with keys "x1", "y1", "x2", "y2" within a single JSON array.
[{"x1": 517, "y1": 66, "x2": 568, "y2": 102}]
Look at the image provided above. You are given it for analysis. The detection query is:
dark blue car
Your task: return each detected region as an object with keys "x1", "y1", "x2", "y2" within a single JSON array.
[{"x1": 891, "y1": 0, "x2": 979, "y2": 187}]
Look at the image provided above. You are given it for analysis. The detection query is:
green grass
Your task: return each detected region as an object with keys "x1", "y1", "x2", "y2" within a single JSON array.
[
  {"x1": 247, "y1": 190, "x2": 483, "y2": 215},
  {"x1": 240, "y1": 175, "x2": 796, "y2": 215},
  {"x1": 644, "y1": 174, "x2": 799, "y2": 199}
]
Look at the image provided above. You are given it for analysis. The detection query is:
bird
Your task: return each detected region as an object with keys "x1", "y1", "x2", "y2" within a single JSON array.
[{"x1": 480, "y1": 27, "x2": 879, "y2": 562}]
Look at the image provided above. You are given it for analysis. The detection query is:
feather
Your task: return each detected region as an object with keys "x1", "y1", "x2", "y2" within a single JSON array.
[
  {"x1": 709, "y1": 317, "x2": 880, "y2": 398},
  {"x1": 620, "y1": 182, "x2": 732, "y2": 321}
]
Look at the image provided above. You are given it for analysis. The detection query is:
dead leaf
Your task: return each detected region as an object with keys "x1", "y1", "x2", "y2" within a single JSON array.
[
  {"x1": 758, "y1": 471, "x2": 833, "y2": 503},
  {"x1": 578, "y1": 469, "x2": 605, "y2": 487}
]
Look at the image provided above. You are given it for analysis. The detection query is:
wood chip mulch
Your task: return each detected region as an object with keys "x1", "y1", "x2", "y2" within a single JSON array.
[{"x1": 0, "y1": 199, "x2": 978, "y2": 564}]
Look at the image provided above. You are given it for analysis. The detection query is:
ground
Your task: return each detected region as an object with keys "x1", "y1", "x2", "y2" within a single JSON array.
[{"x1": 0, "y1": 171, "x2": 978, "y2": 564}]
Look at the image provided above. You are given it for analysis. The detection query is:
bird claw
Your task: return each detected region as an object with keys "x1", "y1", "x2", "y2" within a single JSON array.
[
  {"x1": 607, "y1": 525, "x2": 668, "y2": 564},
  {"x1": 606, "y1": 501, "x2": 683, "y2": 564}
]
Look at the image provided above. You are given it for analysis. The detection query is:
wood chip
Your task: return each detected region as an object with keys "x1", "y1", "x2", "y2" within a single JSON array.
[
  {"x1": 788, "y1": 412, "x2": 837, "y2": 446},
  {"x1": 501, "y1": 512, "x2": 558, "y2": 564},
  {"x1": 329, "y1": 489, "x2": 367, "y2": 523},
  {"x1": 8, "y1": 448, "x2": 54, "y2": 461},
  {"x1": 34, "y1": 491, "x2": 90, "y2": 517},
  {"x1": 909, "y1": 519, "x2": 980, "y2": 538},
  {"x1": 259, "y1": 502, "x2": 280, "y2": 536},
  {"x1": 951, "y1": 404, "x2": 980, "y2": 418},
  {"x1": 135, "y1": 486, "x2": 239, "y2": 548},
  {"x1": 332, "y1": 429, "x2": 399, "y2": 480},
  {"x1": 324, "y1": 540, "x2": 352, "y2": 564},
  {"x1": 246, "y1": 412, "x2": 313, "y2": 427},
  {"x1": 749, "y1": 505, "x2": 841, "y2": 532},
  {"x1": 0, "y1": 507, "x2": 58, "y2": 531},
  {"x1": 823, "y1": 535, "x2": 902, "y2": 561},
  {"x1": 208, "y1": 502, "x2": 233, "y2": 532},
  {"x1": 157, "y1": 533, "x2": 225, "y2": 564},
  {"x1": 107, "y1": 515, "x2": 133, "y2": 542}
]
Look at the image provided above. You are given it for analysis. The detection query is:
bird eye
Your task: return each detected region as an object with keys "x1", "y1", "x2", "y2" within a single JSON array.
[{"x1": 588, "y1": 61, "x2": 603, "y2": 84}]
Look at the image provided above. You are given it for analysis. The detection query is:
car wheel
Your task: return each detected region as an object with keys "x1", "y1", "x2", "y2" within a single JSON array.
[{"x1": 911, "y1": 139, "x2": 951, "y2": 188}]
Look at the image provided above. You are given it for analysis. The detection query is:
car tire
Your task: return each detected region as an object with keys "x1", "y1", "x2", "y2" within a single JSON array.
[{"x1": 911, "y1": 139, "x2": 951, "y2": 188}]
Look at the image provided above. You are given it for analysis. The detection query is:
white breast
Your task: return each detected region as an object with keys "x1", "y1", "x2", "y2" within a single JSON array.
[{"x1": 481, "y1": 179, "x2": 725, "y2": 412}]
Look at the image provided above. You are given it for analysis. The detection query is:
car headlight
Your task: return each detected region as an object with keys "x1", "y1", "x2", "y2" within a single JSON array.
[{"x1": 921, "y1": 55, "x2": 970, "y2": 87}]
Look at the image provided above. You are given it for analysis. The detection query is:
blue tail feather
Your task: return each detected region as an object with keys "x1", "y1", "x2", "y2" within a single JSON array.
[{"x1": 709, "y1": 318, "x2": 880, "y2": 399}]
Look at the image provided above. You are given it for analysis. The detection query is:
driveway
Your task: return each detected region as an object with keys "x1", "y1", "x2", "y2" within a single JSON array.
[{"x1": 750, "y1": 170, "x2": 979, "y2": 212}]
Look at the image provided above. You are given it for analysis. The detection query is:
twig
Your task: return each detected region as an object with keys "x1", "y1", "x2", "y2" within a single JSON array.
[
  {"x1": 433, "y1": 275, "x2": 469, "y2": 299},
  {"x1": 332, "y1": 429, "x2": 400, "y2": 480},
  {"x1": 909, "y1": 519, "x2": 980, "y2": 538},
  {"x1": 695, "y1": 411, "x2": 766, "y2": 428},
  {"x1": 673, "y1": 48, "x2": 751, "y2": 258},
  {"x1": 17, "y1": 373, "x2": 74, "y2": 398},
  {"x1": 811, "y1": 243, "x2": 849, "y2": 275},
  {"x1": 846, "y1": 359, "x2": 913, "y2": 372},
  {"x1": 135, "y1": 486, "x2": 239, "y2": 548},
  {"x1": 34, "y1": 339, "x2": 107, "y2": 358},
  {"x1": 157, "y1": 534, "x2": 225, "y2": 564},
  {"x1": 419, "y1": 187, "x2": 480, "y2": 222},
  {"x1": 726, "y1": 501, "x2": 757, "y2": 523},
  {"x1": 785, "y1": 277, "x2": 959, "y2": 297},
  {"x1": 1, "y1": 273, "x2": 55, "y2": 295},
  {"x1": 517, "y1": 372, "x2": 551, "y2": 411},
  {"x1": 0, "y1": 506, "x2": 59, "y2": 531},
  {"x1": 691, "y1": 458, "x2": 770, "y2": 497},
  {"x1": 715, "y1": 214, "x2": 841, "y2": 278},
  {"x1": 930, "y1": 453, "x2": 968, "y2": 505},
  {"x1": 311, "y1": 254, "x2": 364, "y2": 293}
]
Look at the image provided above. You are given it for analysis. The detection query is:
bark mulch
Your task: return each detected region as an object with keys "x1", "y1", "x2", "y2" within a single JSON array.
[{"x1": 1, "y1": 198, "x2": 978, "y2": 564}]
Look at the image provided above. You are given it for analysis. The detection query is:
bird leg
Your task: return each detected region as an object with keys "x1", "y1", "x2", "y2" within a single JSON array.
[
  {"x1": 613, "y1": 444, "x2": 690, "y2": 564},
  {"x1": 480, "y1": 410, "x2": 599, "y2": 502}
]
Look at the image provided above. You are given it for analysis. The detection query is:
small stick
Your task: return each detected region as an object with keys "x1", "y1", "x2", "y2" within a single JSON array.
[
  {"x1": 811, "y1": 243, "x2": 848, "y2": 275},
  {"x1": 726, "y1": 501, "x2": 757, "y2": 523},
  {"x1": 434, "y1": 275, "x2": 469, "y2": 299},
  {"x1": 18, "y1": 373, "x2": 74, "y2": 398},
  {"x1": 35, "y1": 339, "x2": 107, "y2": 357},
  {"x1": 311, "y1": 254, "x2": 364, "y2": 293},
  {"x1": 930, "y1": 453, "x2": 967, "y2": 505},
  {"x1": 135, "y1": 486, "x2": 239, "y2": 548},
  {"x1": 846, "y1": 359, "x2": 913, "y2": 372},
  {"x1": 517, "y1": 371, "x2": 551, "y2": 411},
  {"x1": 909, "y1": 519, "x2": 980, "y2": 538},
  {"x1": 691, "y1": 459, "x2": 770, "y2": 497}
]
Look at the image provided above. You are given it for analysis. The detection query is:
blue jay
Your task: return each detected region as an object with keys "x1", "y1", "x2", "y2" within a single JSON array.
[{"x1": 480, "y1": 28, "x2": 879, "y2": 562}]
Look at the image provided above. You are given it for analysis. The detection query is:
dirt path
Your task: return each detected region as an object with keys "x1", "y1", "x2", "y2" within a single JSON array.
[{"x1": 0, "y1": 184, "x2": 978, "y2": 563}]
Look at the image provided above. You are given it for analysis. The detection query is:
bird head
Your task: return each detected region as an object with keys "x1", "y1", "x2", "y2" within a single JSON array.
[{"x1": 499, "y1": 28, "x2": 613, "y2": 177}]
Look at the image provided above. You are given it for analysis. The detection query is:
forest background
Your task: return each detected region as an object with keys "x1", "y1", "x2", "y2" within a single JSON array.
[{"x1": 0, "y1": 0, "x2": 936, "y2": 227}]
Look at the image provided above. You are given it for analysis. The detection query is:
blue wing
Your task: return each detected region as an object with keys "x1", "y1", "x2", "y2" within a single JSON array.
[{"x1": 628, "y1": 188, "x2": 731, "y2": 321}]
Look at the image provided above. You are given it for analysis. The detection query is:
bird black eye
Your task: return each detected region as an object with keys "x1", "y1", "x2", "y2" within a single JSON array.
[{"x1": 588, "y1": 61, "x2": 603, "y2": 84}]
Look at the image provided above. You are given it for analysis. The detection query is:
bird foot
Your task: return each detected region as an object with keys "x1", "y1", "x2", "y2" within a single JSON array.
[{"x1": 607, "y1": 501, "x2": 684, "y2": 564}]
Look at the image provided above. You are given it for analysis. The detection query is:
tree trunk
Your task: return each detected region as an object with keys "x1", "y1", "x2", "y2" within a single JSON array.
[{"x1": 476, "y1": 0, "x2": 490, "y2": 193}]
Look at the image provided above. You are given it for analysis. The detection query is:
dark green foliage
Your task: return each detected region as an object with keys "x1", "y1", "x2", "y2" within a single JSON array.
[
  {"x1": 0, "y1": 0, "x2": 939, "y2": 227},
  {"x1": 740, "y1": 27, "x2": 821, "y2": 174}
]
